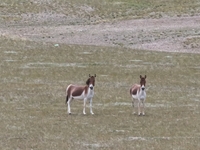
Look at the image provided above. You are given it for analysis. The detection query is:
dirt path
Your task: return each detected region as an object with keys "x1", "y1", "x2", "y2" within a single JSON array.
[{"x1": 1, "y1": 15, "x2": 200, "y2": 53}]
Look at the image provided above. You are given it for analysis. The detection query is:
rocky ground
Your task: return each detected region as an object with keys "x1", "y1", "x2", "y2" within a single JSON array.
[{"x1": 1, "y1": 14, "x2": 200, "y2": 53}]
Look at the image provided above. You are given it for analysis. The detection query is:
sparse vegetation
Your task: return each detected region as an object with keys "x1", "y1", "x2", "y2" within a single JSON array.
[
  {"x1": 183, "y1": 37, "x2": 200, "y2": 48},
  {"x1": 0, "y1": 0, "x2": 200, "y2": 150},
  {"x1": 1, "y1": 0, "x2": 200, "y2": 25},
  {"x1": 0, "y1": 38, "x2": 200, "y2": 149}
]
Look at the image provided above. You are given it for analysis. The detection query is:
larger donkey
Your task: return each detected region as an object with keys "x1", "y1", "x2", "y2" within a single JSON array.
[{"x1": 66, "y1": 74, "x2": 96, "y2": 115}]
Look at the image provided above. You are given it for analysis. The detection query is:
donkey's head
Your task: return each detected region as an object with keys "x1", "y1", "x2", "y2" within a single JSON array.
[
  {"x1": 140, "y1": 75, "x2": 146, "y2": 91},
  {"x1": 86, "y1": 74, "x2": 96, "y2": 90}
]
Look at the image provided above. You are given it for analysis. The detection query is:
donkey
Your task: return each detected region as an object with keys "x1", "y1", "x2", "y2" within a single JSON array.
[
  {"x1": 130, "y1": 75, "x2": 147, "y2": 116},
  {"x1": 66, "y1": 74, "x2": 96, "y2": 115}
]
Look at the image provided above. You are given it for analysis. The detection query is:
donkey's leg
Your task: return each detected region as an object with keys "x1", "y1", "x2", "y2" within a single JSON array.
[
  {"x1": 89, "y1": 98, "x2": 94, "y2": 115},
  {"x1": 142, "y1": 101, "x2": 145, "y2": 116},
  {"x1": 83, "y1": 98, "x2": 87, "y2": 115},
  {"x1": 132, "y1": 98, "x2": 136, "y2": 114},
  {"x1": 67, "y1": 97, "x2": 72, "y2": 114},
  {"x1": 138, "y1": 100, "x2": 141, "y2": 116}
]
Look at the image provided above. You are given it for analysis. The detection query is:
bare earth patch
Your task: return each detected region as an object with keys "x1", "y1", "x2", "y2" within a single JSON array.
[{"x1": 1, "y1": 15, "x2": 200, "y2": 53}]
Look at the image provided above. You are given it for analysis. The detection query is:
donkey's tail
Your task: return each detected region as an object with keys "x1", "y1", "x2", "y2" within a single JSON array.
[{"x1": 66, "y1": 95, "x2": 68, "y2": 104}]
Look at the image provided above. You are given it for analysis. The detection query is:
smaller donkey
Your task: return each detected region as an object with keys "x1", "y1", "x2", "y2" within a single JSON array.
[
  {"x1": 66, "y1": 74, "x2": 96, "y2": 115},
  {"x1": 130, "y1": 75, "x2": 147, "y2": 116}
]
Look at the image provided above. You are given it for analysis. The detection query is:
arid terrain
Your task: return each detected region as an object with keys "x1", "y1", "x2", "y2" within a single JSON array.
[
  {"x1": 1, "y1": 1, "x2": 200, "y2": 150},
  {"x1": 1, "y1": 13, "x2": 200, "y2": 53}
]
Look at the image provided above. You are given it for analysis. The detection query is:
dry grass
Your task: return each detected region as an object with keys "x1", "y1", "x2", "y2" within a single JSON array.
[
  {"x1": 1, "y1": 0, "x2": 200, "y2": 149},
  {"x1": 183, "y1": 37, "x2": 200, "y2": 49},
  {"x1": 0, "y1": 38, "x2": 200, "y2": 149},
  {"x1": 1, "y1": 0, "x2": 200, "y2": 25}
]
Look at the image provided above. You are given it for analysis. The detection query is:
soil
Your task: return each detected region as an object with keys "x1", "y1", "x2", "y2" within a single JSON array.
[{"x1": 1, "y1": 14, "x2": 200, "y2": 53}]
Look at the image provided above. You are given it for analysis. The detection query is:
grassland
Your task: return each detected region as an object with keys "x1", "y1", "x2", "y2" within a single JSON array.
[
  {"x1": 1, "y1": 0, "x2": 200, "y2": 25},
  {"x1": 0, "y1": 0, "x2": 200, "y2": 150},
  {"x1": 0, "y1": 38, "x2": 200, "y2": 149}
]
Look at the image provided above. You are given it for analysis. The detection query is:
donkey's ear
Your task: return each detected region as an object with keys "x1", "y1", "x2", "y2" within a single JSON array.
[
  {"x1": 86, "y1": 78, "x2": 90, "y2": 85},
  {"x1": 145, "y1": 75, "x2": 147, "y2": 78}
]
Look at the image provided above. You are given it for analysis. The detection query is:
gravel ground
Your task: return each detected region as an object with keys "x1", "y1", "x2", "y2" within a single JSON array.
[{"x1": 1, "y1": 14, "x2": 200, "y2": 53}]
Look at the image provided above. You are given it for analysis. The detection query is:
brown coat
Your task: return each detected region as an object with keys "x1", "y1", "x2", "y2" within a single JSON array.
[{"x1": 130, "y1": 84, "x2": 140, "y2": 95}]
